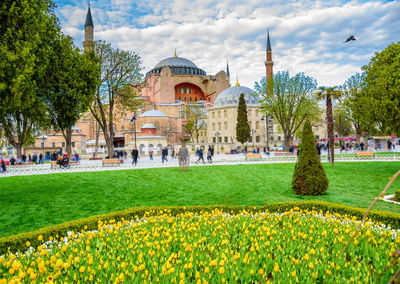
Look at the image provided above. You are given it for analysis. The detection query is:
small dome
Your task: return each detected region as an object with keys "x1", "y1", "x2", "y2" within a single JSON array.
[
  {"x1": 141, "y1": 123, "x2": 156, "y2": 129},
  {"x1": 213, "y1": 85, "x2": 259, "y2": 107},
  {"x1": 154, "y1": 57, "x2": 197, "y2": 69},
  {"x1": 138, "y1": 110, "x2": 167, "y2": 118}
]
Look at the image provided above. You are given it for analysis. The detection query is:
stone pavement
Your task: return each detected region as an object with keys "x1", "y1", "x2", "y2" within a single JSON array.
[{"x1": 0, "y1": 151, "x2": 398, "y2": 178}]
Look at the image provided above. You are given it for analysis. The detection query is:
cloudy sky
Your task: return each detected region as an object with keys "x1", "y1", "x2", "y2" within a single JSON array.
[{"x1": 55, "y1": 0, "x2": 399, "y2": 89}]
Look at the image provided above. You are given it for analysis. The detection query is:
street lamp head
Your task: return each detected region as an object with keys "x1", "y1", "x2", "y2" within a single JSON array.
[{"x1": 131, "y1": 114, "x2": 136, "y2": 123}]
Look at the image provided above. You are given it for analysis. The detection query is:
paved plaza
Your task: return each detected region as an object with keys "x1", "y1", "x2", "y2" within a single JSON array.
[{"x1": 1, "y1": 149, "x2": 399, "y2": 178}]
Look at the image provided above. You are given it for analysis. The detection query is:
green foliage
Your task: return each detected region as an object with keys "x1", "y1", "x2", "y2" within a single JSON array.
[
  {"x1": 1, "y1": 201, "x2": 400, "y2": 256},
  {"x1": 362, "y1": 42, "x2": 400, "y2": 135},
  {"x1": 183, "y1": 103, "x2": 206, "y2": 143},
  {"x1": 333, "y1": 107, "x2": 353, "y2": 137},
  {"x1": 292, "y1": 120, "x2": 329, "y2": 195},
  {"x1": 235, "y1": 93, "x2": 250, "y2": 144},
  {"x1": 394, "y1": 190, "x2": 400, "y2": 202},
  {"x1": 39, "y1": 35, "x2": 100, "y2": 157},
  {"x1": 0, "y1": 0, "x2": 58, "y2": 157},
  {"x1": 255, "y1": 71, "x2": 320, "y2": 151},
  {"x1": 341, "y1": 73, "x2": 370, "y2": 138}
]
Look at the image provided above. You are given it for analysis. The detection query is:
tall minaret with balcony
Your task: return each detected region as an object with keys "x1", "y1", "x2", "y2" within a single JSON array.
[
  {"x1": 265, "y1": 29, "x2": 273, "y2": 95},
  {"x1": 83, "y1": 5, "x2": 94, "y2": 52}
]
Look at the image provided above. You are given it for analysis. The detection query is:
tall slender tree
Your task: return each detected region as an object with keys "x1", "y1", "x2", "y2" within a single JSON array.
[
  {"x1": 90, "y1": 40, "x2": 143, "y2": 157},
  {"x1": 183, "y1": 103, "x2": 206, "y2": 143},
  {"x1": 0, "y1": 0, "x2": 58, "y2": 158},
  {"x1": 316, "y1": 86, "x2": 341, "y2": 166},
  {"x1": 236, "y1": 93, "x2": 251, "y2": 145}
]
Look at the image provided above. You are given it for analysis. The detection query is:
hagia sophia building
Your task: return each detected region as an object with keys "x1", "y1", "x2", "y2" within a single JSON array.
[{"x1": 30, "y1": 5, "x2": 291, "y2": 157}]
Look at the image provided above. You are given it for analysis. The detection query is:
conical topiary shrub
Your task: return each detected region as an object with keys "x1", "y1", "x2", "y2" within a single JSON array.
[{"x1": 292, "y1": 120, "x2": 329, "y2": 195}]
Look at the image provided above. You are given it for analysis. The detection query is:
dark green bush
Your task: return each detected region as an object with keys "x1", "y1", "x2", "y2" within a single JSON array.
[
  {"x1": 394, "y1": 189, "x2": 400, "y2": 202},
  {"x1": 1, "y1": 201, "x2": 400, "y2": 256},
  {"x1": 292, "y1": 120, "x2": 329, "y2": 195}
]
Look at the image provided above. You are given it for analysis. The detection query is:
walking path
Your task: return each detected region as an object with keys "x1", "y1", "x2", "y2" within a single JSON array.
[{"x1": 0, "y1": 151, "x2": 399, "y2": 178}]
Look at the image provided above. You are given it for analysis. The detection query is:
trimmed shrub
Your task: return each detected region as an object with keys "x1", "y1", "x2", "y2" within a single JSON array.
[
  {"x1": 395, "y1": 189, "x2": 400, "y2": 202},
  {"x1": 292, "y1": 120, "x2": 329, "y2": 195},
  {"x1": 1, "y1": 201, "x2": 400, "y2": 255}
]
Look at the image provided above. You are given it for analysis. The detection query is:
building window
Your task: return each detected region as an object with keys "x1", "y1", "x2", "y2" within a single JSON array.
[
  {"x1": 224, "y1": 136, "x2": 228, "y2": 143},
  {"x1": 179, "y1": 96, "x2": 181, "y2": 100},
  {"x1": 224, "y1": 110, "x2": 227, "y2": 117},
  {"x1": 212, "y1": 112, "x2": 215, "y2": 119},
  {"x1": 195, "y1": 90, "x2": 197, "y2": 94},
  {"x1": 256, "y1": 121, "x2": 259, "y2": 130},
  {"x1": 213, "y1": 137, "x2": 216, "y2": 143},
  {"x1": 248, "y1": 137, "x2": 252, "y2": 143},
  {"x1": 218, "y1": 122, "x2": 221, "y2": 130},
  {"x1": 188, "y1": 88, "x2": 191, "y2": 94},
  {"x1": 218, "y1": 111, "x2": 221, "y2": 118},
  {"x1": 212, "y1": 123, "x2": 215, "y2": 130},
  {"x1": 195, "y1": 97, "x2": 197, "y2": 101},
  {"x1": 52, "y1": 142, "x2": 56, "y2": 147},
  {"x1": 189, "y1": 97, "x2": 192, "y2": 101},
  {"x1": 41, "y1": 142, "x2": 44, "y2": 148},
  {"x1": 184, "y1": 97, "x2": 187, "y2": 101},
  {"x1": 72, "y1": 142, "x2": 75, "y2": 148},
  {"x1": 184, "y1": 87, "x2": 187, "y2": 93},
  {"x1": 278, "y1": 136, "x2": 281, "y2": 141},
  {"x1": 256, "y1": 136, "x2": 260, "y2": 143},
  {"x1": 62, "y1": 142, "x2": 65, "y2": 147},
  {"x1": 218, "y1": 137, "x2": 222, "y2": 143},
  {"x1": 224, "y1": 122, "x2": 227, "y2": 130}
]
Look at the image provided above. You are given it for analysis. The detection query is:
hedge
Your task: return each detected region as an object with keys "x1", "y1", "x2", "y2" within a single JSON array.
[{"x1": 1, "y1": 200, "x2": 400, "y2": 256}]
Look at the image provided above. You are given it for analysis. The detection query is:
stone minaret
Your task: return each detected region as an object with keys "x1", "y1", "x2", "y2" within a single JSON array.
[
  {"x1": 265, "y1": 29, "x2": 273, "y2": 95},
  {"x1": 226, "y1": 60, "x2": 230, "y2": 79},
  {"x1": 83, "y1": 5, "x2": 94, "y2": 52}
]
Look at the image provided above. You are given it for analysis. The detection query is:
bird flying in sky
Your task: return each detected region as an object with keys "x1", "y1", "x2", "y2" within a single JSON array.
[{"x1": 344, "y1": 35, "x2": 356, "y2": 43}]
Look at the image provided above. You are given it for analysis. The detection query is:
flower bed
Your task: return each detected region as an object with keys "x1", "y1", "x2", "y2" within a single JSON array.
[{"x1": 1, "y1": 208, "x2": 399, "y2": 283}]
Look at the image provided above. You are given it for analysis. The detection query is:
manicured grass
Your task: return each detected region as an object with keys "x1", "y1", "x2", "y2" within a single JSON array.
[{"x1": 0, "y1": 162, "x2": 399, "y2": 238}]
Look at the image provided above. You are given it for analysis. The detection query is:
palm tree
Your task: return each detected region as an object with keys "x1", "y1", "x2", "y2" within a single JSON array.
[{"x1": 316, "y1": 86, "x2": 342, "y2": 166}]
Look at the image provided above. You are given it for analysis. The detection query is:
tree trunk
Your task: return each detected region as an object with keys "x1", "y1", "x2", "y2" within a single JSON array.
[
  {"x1": 65, "y1": 127, "x2": 72, "y2": 159},
  {"x1": 15, "y1": 143, "x2": 22, "y2": 159},
  {"x1": 105, "y1": 135, "x2": 114, "y2": 158},
  {"x1": 94, "y1": 121, "x2": 100, "y2": 158},
  {"x1": 284, "y1": 135, "x2": 291, "y2": 152},
  {"x1": 326, "y1": 96, "x2": 335, "y2": 166}
]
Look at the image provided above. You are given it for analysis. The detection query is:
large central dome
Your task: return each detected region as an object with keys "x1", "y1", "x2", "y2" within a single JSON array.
[
  {"x1": 146, "y1": 56, "x2": 206, "y2": 77},
  {"x1": 154, "y1": 57, "x2": 197, "y2": 69}
]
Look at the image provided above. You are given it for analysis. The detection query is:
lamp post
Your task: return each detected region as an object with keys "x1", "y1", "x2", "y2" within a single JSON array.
[
  {"x1": 261, "y1": 115, "x2": 273, "y2": 152},
  {"x1": 252, "y1": 129, "x2": 256, "y2": 151},
  {"x1": 215, "y1": 131, "x2": 220, "y2": 154},
  {"x1": 40, "y1": 135, "x2": 46, "y2": 161},
  {"x1": 131, "y1": 114, "x2": 137, "y2": 148}
]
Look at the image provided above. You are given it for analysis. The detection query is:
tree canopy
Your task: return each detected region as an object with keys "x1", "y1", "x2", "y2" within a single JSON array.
[
  {"x1": 362, "y1": 41, "x2": 400, "y2": 135},
  {"x1": 254, "y1": 71, "x2": 319, "y2": 152}
]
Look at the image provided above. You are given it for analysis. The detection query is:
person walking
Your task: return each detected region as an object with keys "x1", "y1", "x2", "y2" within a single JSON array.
[
  {"x1": 196, "y1": 147, "x2": 205, "y2": 164},
  {"x1": 171, "y1": 149, "x2": 175, "y2": 159},
  {"x1": 360, "y1": 141, "x2": 365, "y2": 151},
  {"x1": 149, "y1": 149, "x2": 153, "y2": 160},
  {"x1": 39, "y1": 153, "x2": 44, "y2": 164},
  {"x1": 131, "y1": 147, "x2": 139, "y2": 166},
  {"x1": 316, "y1": 141, "x2": 322, "y2": 160},
  {"x1": 162, "y1": 147, "x2": 168, "y2": 163},
  {"x1": 0, "y1": 159, "x2": 6, "y2": 173},
  {"x1": 207, "y1": 146, "x2": 213, "y2": 163}
]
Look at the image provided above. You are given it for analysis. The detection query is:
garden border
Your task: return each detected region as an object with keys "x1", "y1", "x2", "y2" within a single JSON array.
[{"x1": 1, "y1": 200, "x2": 400, "y2": 255}]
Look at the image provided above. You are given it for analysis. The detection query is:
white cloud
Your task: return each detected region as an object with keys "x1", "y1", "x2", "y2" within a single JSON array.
[{"x1": 55, "y1": 0, "x2": 400, "y2": 88}]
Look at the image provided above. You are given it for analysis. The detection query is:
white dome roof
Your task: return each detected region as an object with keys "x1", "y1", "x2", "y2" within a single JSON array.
[
  {"x1": 154, "y1": 57, "x2": 197, "y2": 69},
  {"x1": 213, "y1": 85, "x2": 259, "y2": 107},
  {"x1": 138, "y1": 110, "x2": 167, "y2": 118}
]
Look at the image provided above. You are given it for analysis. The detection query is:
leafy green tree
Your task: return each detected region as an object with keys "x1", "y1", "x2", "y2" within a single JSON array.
[
  {"x1": 90, "y1": 40, "x2": 143, "y2": 157},
  {"x1": 39, "y1": 34, "x2": 100, "y2": 158},
  {"x1": 0, "y1": 0, "x2": 58, "y2": 158},
  {"x1": 362, "y1": 42, "x2": 400, "y2": 135},
  {"x1": 333, "y1": 107, "x2": 352, "y2": 137},
  {"x1": 235, "y1": 93, "x2": 251, "y2": 145},
  {"x1": 254, "y1": 71, "x2": 319, "y2": 152},
  {"x1": 292, "y1": 120, "x2": 328, "y2": 196},
  {"x1": 341, "y1": 72, "x2": 370, "y2": 143},
  {"x1": 316, "y1": 86, "x2": 341, "y2": 166}
]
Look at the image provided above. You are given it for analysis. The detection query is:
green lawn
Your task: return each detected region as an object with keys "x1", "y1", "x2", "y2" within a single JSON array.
[{"x1": 0, "y1": 162, "x2": 399, "y2": 238}]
